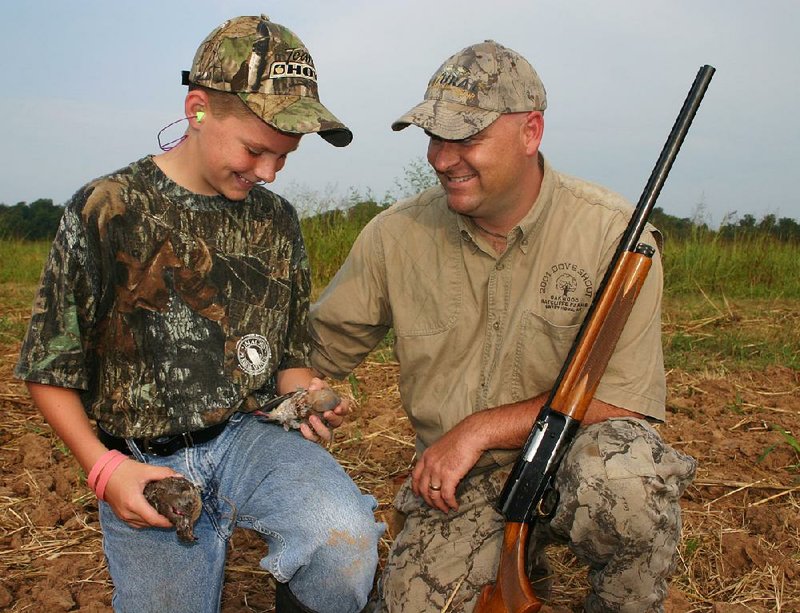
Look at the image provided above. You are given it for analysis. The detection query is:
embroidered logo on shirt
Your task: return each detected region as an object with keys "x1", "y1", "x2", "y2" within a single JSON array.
[
  {"x1": 236, "y1": 334, "x2": 271, "y2": 375},
  {"x1": 539, "y1": 262, "x2": 594, "y2": 313}
]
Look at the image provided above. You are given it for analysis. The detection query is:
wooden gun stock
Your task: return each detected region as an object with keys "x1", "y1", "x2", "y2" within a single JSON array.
[
  {"x1": 551, "y1": 249, "x2": 654, "y2": 422},
  {"x1": 477, "y1": 523, "x2": 542, "y2": 613},
  {"x1": 474, "y1": 64, "x2": 715, "y2": 613}
]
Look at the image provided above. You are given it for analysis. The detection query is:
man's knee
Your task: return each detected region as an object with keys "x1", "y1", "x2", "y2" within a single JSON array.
[{"x1": 550, "y1": 418, "x2": 695, "y2": 611}]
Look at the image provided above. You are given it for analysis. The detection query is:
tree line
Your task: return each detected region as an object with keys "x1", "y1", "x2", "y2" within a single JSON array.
[
  {"x1": 1, "y1": 198, "x2": 799, "y2": 243},
  {"x1": 0, "y1": 200, "x2": 65, "y2": 241},
  {"x1": 649, "y1": 207, "x2": 800, "y2": 243}
]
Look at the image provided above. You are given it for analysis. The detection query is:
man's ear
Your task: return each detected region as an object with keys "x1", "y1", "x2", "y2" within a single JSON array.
[
  {"x1": 523, "y1": 111, "x2": 544, "y2": 156},
  {"x1": 185, "y1": 89, "x2": 209, "y2": 126}
]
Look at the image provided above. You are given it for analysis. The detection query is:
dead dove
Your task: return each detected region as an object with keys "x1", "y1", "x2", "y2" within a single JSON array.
[
  {"x1": 255, "y1": 388, "x2": 341, "y2": 431},
  {"x1": 143, "y1": 476, "x2": 203, "y2": 543}
]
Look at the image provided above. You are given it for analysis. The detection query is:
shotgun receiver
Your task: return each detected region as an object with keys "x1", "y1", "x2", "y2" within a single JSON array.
[{"x1": 475, "y1": 65, "x2": 715, "y2": 613}]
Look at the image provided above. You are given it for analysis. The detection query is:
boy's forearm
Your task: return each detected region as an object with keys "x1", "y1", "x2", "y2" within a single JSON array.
[{"x1": 26, "y1": 382, "x2": 107, "y2": 474}]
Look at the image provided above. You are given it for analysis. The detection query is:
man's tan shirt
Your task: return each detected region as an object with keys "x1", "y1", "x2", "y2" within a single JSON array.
[{"x1": 311, "y1": 157, "x2": 665, "y2": 465}]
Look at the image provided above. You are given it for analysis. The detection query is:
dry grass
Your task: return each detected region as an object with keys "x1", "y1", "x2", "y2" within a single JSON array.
[{"x1": 1, "y1": 315, "x2": 799, "y2": 611}]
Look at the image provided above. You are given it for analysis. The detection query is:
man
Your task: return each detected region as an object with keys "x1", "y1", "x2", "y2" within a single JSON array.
[
  {"x1": 16, "y1": 15, "x2": 382, "y2": 613},
  {"x1": 310, "y1": 40, "x2": 695, "y2": 612}
]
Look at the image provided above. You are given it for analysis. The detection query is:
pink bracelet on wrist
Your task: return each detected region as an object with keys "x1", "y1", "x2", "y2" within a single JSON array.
[
  {"x1": 87, "y1": 450, "x2": 128, "y2": 500},
  {"x1": 87, "y1": 450, "x2": 124, "y2": 491}
]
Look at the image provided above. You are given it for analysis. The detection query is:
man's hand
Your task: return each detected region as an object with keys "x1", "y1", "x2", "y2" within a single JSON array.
[
  {"x1": 410, "y1": 397, "x2": 548, "y2": 513},
  {"x1": 411, "y1": 418, "x2": 486, "y2": 513},
  {"x1": 410, "y1": 395, "x2": 643, "y2": 513}
]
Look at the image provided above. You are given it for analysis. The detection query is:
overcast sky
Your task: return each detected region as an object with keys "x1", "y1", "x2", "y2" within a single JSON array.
[{"x1": 1, "y1": 0, "x2": 797, "y2": 226}]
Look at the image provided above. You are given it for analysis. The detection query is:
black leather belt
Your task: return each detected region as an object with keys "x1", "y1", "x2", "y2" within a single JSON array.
[{"x1": 97, "y1": 420, "x2": 229, "y2": 457}]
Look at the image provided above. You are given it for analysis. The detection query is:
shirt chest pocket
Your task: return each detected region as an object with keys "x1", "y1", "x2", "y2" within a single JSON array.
[
  {"x1": 388, "y1": 247, "x2": 463, "y2": 338},
  {"x1": 511, "y1": 311, "x2": 582, "y2": 399}
]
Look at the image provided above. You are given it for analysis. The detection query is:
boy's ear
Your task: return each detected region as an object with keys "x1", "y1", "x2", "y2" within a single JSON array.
[{"x1": 185, "y1": 89, "x2": 209, "y2": 125}]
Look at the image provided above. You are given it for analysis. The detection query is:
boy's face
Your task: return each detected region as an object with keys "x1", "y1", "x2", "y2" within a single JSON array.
[{"x1": 193, "y1": 109, "x2": 302, "y2": 201}]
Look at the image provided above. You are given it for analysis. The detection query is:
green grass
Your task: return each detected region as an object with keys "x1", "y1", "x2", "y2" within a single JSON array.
[
  {"x1": 0, "y1": 238, "x2": 49, "y2": 284},
  {"x1": 3, "y1": 225, "x2": 799, "y2": 373},
  {"x1": 0, "y1": 239, "x2": 48, "y2": 343},
  {"x1": 0, "y1": 282, "x2": 38, "y2": 344},
  {"x1": 662, "y1": 296, "x2": 800, "y2": 372},
  {"x1": 301, "y1": 213, "x2": 364, "y2": 297},
  {"x1": 299, "y1": 202, "x2": 385, "y2": 296},
  {"x1": 663, "y1": 232, "x2": 800, "y2": 299}
]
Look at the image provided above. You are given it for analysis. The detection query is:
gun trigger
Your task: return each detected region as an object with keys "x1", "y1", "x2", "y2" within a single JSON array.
[{"x1": 536, "y1": 487, "x2": 560, "y2": 518}]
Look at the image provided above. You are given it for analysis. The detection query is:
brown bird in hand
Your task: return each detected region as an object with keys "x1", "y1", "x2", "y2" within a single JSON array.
[
  {"x1": 144, "y1": 476, "x2": 203, "y2": 543},
  {"x1": 255, "y1": 388, "x2": 341, "y2": 431}
]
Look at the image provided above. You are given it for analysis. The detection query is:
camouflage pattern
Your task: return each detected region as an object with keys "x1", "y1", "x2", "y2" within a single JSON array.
[
  {"x1": 15, "y1": 156, "x2": 313, "y2": 438},
  {"x1": 392, "y1": 40, "x2": 547, "y2": 140},
  {"x1": 187, "y1": 15, "x2": 351, "y2": 146},
  {"x1": 372, "y1": 418, "x2": 696, "y2": 613}
]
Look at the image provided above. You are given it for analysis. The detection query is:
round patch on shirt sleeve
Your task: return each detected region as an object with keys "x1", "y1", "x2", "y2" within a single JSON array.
[{"x1": 236, "y1": 334, "x2": 272, "y2": 375}]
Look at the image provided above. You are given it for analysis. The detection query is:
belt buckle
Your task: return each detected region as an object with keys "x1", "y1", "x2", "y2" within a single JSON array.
[
  {"x1": 140, "y1": 438, "x2": 156, "y2": 455},
  {"x1": 141, "y1": 435, "x2": 178, "y2": 456}
]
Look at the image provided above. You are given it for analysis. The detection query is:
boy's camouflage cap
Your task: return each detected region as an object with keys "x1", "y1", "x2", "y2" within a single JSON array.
[
  {"x1": 392, "y1": 40, "x2": 547, "y2": 140},
  {"x1": 184, "y1": 15, "x2": 352, "y2": 147}
]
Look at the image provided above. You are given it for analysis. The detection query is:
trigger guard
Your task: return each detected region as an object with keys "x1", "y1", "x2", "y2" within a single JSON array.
[{"x1": 536, "y1": 487, "x2": 559, "y2": 518}]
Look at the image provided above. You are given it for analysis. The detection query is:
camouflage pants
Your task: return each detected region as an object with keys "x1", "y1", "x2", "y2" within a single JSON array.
[{"x1": 372, "y1": 418, "x2": 696, "y2": 613}]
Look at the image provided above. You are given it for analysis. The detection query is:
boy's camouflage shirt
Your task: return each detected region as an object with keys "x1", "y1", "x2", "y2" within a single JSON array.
[{"x1": 15, "y1": 156, "x2": 312, "y2": 438}]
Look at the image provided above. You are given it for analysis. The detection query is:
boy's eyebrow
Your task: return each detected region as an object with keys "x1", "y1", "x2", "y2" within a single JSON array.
[{"x1": 244, "y1": 138, "x2": 302, "y2": 154}]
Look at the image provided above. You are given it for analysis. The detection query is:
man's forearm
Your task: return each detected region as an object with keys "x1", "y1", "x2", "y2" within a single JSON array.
[{"x1": 468, "y1": 393, "x2": 641, "y2": 452}]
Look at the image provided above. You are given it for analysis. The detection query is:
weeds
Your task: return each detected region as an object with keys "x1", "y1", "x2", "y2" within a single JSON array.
[
  {"x1": 0, "y1": 238, "x2": 49, "y2": 284},
  {"x1": 663, "y1": 233, "x2": 800, "y2": 299},
  {"x1": 771, "y1": 424, "x2": 800, "y2": 472},
  {"x1": 663, "y1": 297, "x2": 800, "y2": 372},
  {"x1": 348, "y1": 372, "x2": 364, "y2": 404},
  {"x1": 3, "y1": 215, "x2": 799, "y2": 375}
]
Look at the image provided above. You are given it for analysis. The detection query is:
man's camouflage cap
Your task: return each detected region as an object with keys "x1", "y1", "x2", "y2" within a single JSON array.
[
  {"x1": 184, "y1": 15, "x2": 352, "y2": 146},
  {"x1": 392, "y1": 40, "x2": 547, "y2": 140}
]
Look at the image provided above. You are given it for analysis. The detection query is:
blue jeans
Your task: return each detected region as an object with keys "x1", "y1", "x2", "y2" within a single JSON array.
[{"x1": 99, "y1": 412, "x2": 384, "y2": 613}]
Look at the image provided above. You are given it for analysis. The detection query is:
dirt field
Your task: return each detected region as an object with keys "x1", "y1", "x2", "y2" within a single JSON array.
[{"x1": 1, "y1": 314, "x2": 798, "y2": 611}]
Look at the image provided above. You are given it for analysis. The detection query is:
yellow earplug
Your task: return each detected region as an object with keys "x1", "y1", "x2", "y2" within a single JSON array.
[{"x1": 196, "y1": 111, "x2": 205, "y2": 123}]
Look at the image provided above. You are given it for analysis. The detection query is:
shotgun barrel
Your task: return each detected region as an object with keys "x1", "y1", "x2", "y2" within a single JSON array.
[
  {"x1": 476, "y1": 65, "x2": 715, "y2": 613},
  {"x1": 497, "y1": 64, "x2": 715, "y2": 523}
]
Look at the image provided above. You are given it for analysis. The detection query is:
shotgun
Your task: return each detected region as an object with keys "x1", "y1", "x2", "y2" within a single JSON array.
[{"x1": 475, "y1": 64, "x2": 715, "y2": 613}]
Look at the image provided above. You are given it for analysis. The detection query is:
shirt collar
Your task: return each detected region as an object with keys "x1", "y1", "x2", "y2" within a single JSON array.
[
  {"x1": 455, "y1": 153, "x2": 556, "y2": 255},
  {"x1": 515, "y1": 153, "x2": 555, "y2": 253}
]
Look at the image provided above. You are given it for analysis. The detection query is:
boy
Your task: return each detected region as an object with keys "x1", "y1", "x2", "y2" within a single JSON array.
[{"x1": 15, "y1": 15, "x2": 382, "y2": 613}]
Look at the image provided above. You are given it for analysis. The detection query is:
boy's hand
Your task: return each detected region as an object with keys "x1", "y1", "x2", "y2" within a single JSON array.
[
  {"x1": 102, "y1": 460, "x2": 182, "y2": 529},
  {"x1": 299, "y1": 378, "x2": 351, "y2": 444},
  {"x1": 143, "y1": 477, "x2": 203, "y2": 542}
]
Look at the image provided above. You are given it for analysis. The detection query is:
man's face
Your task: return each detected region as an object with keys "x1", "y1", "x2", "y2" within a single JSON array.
[
  {"x1": 193, "y1": 109, "x2": 302, "y2": 201},
  {"x1": 426, "y1": 113, "x2": 539, "y2": 225}
]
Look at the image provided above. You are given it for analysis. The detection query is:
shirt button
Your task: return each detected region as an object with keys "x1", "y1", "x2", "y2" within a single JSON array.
[
  {"x1": 493, "y1": 321, "x2": 500, "y2": 330},
  {"x1": 495, "y1": 262, "x2": 504, "y2": 270}
]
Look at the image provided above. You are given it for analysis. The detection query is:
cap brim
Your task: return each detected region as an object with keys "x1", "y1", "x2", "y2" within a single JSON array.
[
  {"x1": 240, "y1": 94, "x2": 353, "y2": 147},
  {"x1": 391, "y1": 99, "x2": 500, "y2": 140}
]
